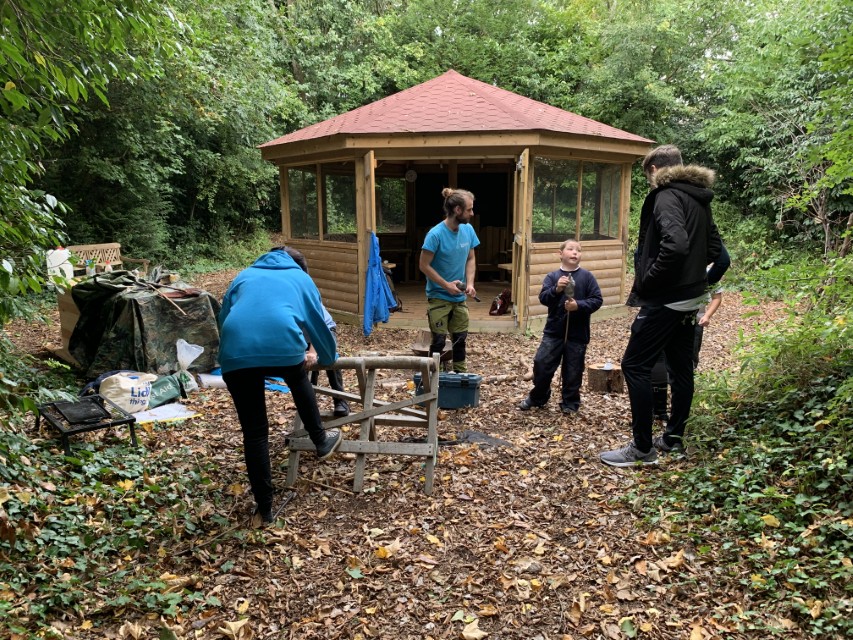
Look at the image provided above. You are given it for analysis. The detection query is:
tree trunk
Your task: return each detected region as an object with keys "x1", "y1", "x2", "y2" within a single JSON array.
[{"x1": 587, "y1": 363, "x2": 625, "y2": 394}]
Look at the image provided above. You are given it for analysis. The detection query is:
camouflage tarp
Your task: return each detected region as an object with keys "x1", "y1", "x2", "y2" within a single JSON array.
[{"x1": 69, "y1": 271, "x2": 221, "y2": 377}]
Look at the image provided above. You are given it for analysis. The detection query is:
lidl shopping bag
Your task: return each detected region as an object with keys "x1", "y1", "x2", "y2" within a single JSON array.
[{"x1": 99, "y1": 372, "x2": 157, "y2": 413}]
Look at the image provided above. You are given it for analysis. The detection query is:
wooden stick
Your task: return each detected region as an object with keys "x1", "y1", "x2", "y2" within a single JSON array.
[{"x1": 299, "y1": 477, "x2": 355, "y2": 495}]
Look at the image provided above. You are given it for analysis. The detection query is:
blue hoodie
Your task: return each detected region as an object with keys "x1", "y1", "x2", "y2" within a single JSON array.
[{"x1": 218, "y1": 250, "x2": 338, "y2": 374}]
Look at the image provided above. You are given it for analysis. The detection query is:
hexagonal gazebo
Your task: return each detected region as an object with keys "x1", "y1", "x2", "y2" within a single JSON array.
[{"x1": 259, "y1": 70, "x2": 652, "y2": 333}]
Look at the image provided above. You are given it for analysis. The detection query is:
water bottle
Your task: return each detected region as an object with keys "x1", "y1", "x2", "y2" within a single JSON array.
[{"x1": 85, "y1": 259, "x2": 96, "y2": 277}]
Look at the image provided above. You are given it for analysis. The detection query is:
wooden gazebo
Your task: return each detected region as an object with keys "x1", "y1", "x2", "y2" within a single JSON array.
[{"x1": 259, "y1": 70, "x2": 652, "y2": 333}]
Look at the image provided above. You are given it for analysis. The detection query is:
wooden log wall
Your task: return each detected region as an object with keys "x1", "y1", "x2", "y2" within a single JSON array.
[
  {"x1": 286, "y1": 240, "x2": 360, "y2": 315},
  {"x1": 526, "y1": 240, "x2": 625, "y2": 318}
]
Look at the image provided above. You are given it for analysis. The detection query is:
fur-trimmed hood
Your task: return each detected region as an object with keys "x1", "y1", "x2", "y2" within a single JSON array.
[{"x1": 651, "y1": 164, "x2": 715, "y2": 190}]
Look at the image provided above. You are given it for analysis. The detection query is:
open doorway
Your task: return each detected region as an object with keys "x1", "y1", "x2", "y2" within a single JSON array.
[{"x1": 406, "y1": 168, "x2": 512, "y2": 283}]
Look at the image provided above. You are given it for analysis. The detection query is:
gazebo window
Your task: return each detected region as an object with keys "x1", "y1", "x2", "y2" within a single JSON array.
[
  {"x1": 581, "y1": 163, "x2": 622, "y2": 241},
  {"x1": 532, "y1": 158, "x2": 621, "y2": 242},
  {"x1": 375, "y1": 177, "x2": 406, "y2": 233},
  {"x1": 288, "y1": 167, "x2": 319, "y2": 239},
  {"x1": 322, "y1": 162, "x2": 357, "y2": 242},
  {"x1": 533, "y1": 158, "x2": 578, "y2": 241}
]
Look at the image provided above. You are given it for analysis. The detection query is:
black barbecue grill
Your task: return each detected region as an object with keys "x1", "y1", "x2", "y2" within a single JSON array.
[{"x1": 37, "y1": 395, "x2": 138, "y2": 455}]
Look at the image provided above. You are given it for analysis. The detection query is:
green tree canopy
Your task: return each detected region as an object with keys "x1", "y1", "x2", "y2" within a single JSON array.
[{"x1": 0, "y1": 0, "x2": 182, "y2": 324}]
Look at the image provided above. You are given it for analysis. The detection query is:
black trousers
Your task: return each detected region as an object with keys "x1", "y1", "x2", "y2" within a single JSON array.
[
  {"x1": 528, "y1": 334, "x2": 587, "y2": 411},
  {"x1": 310, "y1": 368, "x2": 345, "y2": 393},
  {"x1": 223, "y1": 364, "x2": 326, "y2": 512},
  {"x1": 622, "y1": 306, "x2": 697, "y2": 453}
]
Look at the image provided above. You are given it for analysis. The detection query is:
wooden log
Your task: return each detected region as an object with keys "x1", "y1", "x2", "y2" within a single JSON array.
[{"x1": 587, "y1": 363, "x2": 624, "y2": 394}]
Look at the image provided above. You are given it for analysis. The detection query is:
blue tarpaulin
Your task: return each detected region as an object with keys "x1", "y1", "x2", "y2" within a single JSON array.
[{"x1": 363, "y1": 232, "x2": 398, "y2": 337}]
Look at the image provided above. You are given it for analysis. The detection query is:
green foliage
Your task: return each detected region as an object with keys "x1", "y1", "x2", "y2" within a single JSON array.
[
  {"x1": 0, "y1": 0, "x2": 183, "y2": 326},
  {"x1": 697, "y1": 0, "x2": 852, "y2": 255},
  {"x1": 708, "y1": 201, "x2": 819, "y2": 298},
  {"x1": 36, "y1": 0, "x2": 289, "y2": 266},
  {"x1": 575, "y1": 0, "x2": 739, "y2": 144},
  {"x1": 0, "y1": 323, "x2": 78, "y2": 420},
  {"x1": 814, "y1": 9, "x2": 853, "y2": 186},
  {"x1": 282, "y1": 0, "x2": 417, "y2": 122},
  {"x1": 638, "y1": 255, "x2": 853, "y2": 636},
  {"x1": 176, "y1": 227, "x2": 273, "y2": 279},
  {"x1": 0, "y1": 431, "x2": 232, "y2": 635}
]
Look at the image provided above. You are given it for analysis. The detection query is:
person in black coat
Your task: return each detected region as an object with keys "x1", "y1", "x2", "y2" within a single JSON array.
[{"x1": 601, "y1": 145, "x2": 723, "y2": 467}]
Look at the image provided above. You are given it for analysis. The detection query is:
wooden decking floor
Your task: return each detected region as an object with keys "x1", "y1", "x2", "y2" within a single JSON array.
[{"x1": 384, "y1": 281, "x2": 516, "y2": 332}]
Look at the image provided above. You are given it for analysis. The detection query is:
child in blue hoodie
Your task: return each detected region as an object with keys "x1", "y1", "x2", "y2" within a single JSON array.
[{"x1": 219, "y1": 248, "x2": 342, "y2": 525}]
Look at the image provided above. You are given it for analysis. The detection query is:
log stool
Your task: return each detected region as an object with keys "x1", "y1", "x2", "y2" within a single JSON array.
[{"x1": 587, "y1": 363, "x2": 625, "y2": 394}]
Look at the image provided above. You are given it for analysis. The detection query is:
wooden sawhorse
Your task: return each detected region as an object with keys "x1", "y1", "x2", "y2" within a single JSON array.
[{"x1": 285, "y1": 354, "x2": 441, "y2": 494}]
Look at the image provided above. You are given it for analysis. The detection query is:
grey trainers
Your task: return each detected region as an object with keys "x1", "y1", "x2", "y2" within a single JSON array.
[
  {"x1": 518, "y1": 396, "x2": 542, "y2": 411},
  {"x1": 316, "y1": 429, "x2": 342, "y2": 460},
  {"x1": 653, "y1": 434, "x2": 684, "y2": 453},
  {"x1": 600, "y1": 441, "x2": 659, "y2": 467}
]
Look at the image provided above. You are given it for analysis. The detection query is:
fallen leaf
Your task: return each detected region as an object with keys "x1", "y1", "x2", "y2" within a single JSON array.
[
  {"x1": 566, "y1": 601, "x2": 583, "y2": 626},
  {"x1": 217, "y1": 619, "x2": 249, "y2": 639},
  {"x1": 619, "y1": 617, "x2": 637, "y2": 638},
  {"x1": 659, "y1": 549, "x2": 685, "y2": 570},
  {"x1": 375, "y1": 538, "x2": 402, "y2": 558},
  {"x1": 761, "y1": 514, "x2": 781, "y2": 528},
  {"x1": 461, "y1": 619, "x2": 488, "y2": 639},
  {"x1": 119, "y1": 621, "x2": 145, "y2": 639},
  {"x1": 809, "y1": 600, "x2": 823, "y2": 619}
]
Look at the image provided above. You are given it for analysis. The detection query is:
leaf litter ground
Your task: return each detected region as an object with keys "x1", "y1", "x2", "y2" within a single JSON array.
[{"x1": 8, "y1": 275, "x2": 794, "y2": 640}]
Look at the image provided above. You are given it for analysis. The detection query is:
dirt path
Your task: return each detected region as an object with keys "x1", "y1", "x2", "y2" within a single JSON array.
[{"x1": 9, "y1": 282, "x2": 791, "y2": 639}]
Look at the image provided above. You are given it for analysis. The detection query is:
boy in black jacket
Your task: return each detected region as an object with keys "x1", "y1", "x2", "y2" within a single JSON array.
[{"x1": 519, "y1": 239, "x2": 603, "y2": 414}]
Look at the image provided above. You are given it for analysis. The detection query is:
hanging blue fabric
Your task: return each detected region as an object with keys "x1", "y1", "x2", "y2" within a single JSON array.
[{"x1": 363, "y1": 231, "x2": 397, "y2": 336}]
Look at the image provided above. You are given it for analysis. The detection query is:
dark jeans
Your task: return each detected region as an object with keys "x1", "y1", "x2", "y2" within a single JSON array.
[
  {"x1": 310, "y1": 368, "x2": 345, "y2": 393},
  {"x1": 310, "y1": 367, "x2": 349, "y2": 413},
  {"x1": 223, "y1": 364, "x2": 326, "y2": 512},
  {"x1": 528, "y1": 334, "x2": 587, "y2": 411},
  {"x1": 693, "y1": 323, "x2": 704, "y2": 369},
  {"x1": 622, "y1": 306, "x2": 697, "y2": 453}
]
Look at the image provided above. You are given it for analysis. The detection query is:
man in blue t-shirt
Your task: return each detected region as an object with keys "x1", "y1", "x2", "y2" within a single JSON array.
[{"x1": 419, "y1": 187, "x2": 480, "y2": 372}]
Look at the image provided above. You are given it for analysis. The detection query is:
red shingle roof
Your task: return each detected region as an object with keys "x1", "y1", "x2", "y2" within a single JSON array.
[{"x1": 260, "y1": 70, "x2": 652, "y2": 148}]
